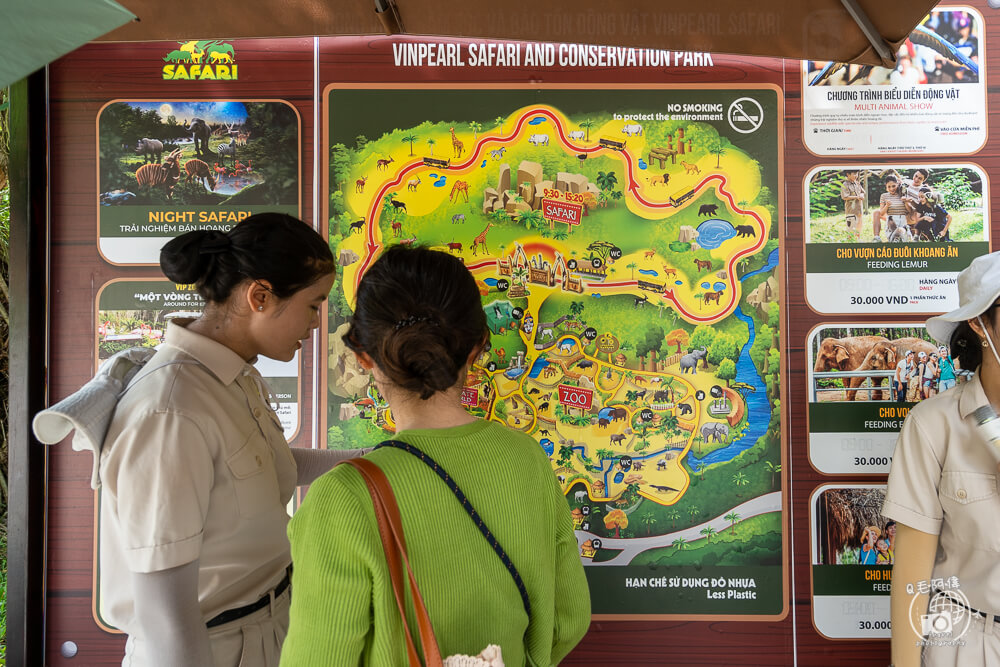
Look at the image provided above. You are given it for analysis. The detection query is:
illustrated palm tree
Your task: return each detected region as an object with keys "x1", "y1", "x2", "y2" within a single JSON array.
[
  {"x1": 521, "y1": 209, "x2": 544, "y2": 231},
  {"x1": 401, "y1": 134, "x2": 417, "y2": 156},
  {"x1": 469, "y1": 121, "x2": 482, "y2": 141},
  {"x1": 512, "y1": 265, "x2": 529, "y2": 286},
  {"x1": 596, "y1": 448, "x2": 614, "y2": 460},
  {"x1": 700, "y1": 526, "x2": 716, "y2": 542},
  {"x1": 765, "y1": 461, "x2": 781, "y2": 489},
  {"x1": 557, "y1": 445, "x2": 575, "y2": 467},
  {"x1": 596, "y1": 170, "x2": 618, "y2": 192},
  {"x1": 732, "y1": 471, "x2": 750, "y2": 496},
  {"x1": 625, "y1": 390, "x2": 639, "y2": 404},
  {"x1": 495, "y1": 116, "x2": 505, "y2": 137},
  {"x1": 553, "y1": 229, "x2": 569, "y2": 241},
  {"x1": 667, "y1": 509, "x2": 680, "y2": 529},
  {"x1": 569, "y1": 301, "x2": 585, "y2": 318},
  {"x1": 641, "y1": 512, "x2": 657, "y2": 536},
  {"x1": 580, "y1": 118, "x2": 596, "y2": 140},
  {"x1": 725, "y1": 511, "x2": 741, "y2": 535},
  {"x1": 672, "y1": 537, "x2": 687, "y2": 551},
  {"x1": 426, "y1": 137, "x2": 436, "y2": 156},
  {"x1": 710, "y1": 140, "x2": 726, "y2": 168},
  {"x1": 611, "y1": 191, "x2": 624, "y2": 207},
  {"x1": 696, "y1": 462, "x2": 706, "y2": 480},
  {"x1": 687, "y1": 505, "x2": 700, "y2": 522}
]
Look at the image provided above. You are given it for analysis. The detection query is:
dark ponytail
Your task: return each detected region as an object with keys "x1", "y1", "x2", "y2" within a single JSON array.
[
  {"x1": 160, "y1": 213, "x2": 334, "y2": 303},
  {"x1": 345, "y1": 246, "x2": 489, "y2": 399}
]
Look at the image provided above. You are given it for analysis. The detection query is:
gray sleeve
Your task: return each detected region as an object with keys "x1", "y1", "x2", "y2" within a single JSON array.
[
  {"x1": 291, "y1": 447, "x2": 372, "y2": 486},
  {"x1": 131, "y1": 560, "x2": 214, "y2": 666}
]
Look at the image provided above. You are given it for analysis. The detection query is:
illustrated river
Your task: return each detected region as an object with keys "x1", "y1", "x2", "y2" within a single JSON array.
[
  {"x1": 587, "y1": 246, "x2": 779, "y2": 483},
  {"x1": 687, "y1": 246, "x2": 779, "y2": 467}
]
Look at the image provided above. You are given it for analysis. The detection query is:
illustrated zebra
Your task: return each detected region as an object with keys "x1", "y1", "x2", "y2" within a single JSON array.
[
  {"x1": 134, "y1": 149, "x2": 182, "y2": 199},
  {"x1": 215, "y1": 136, "x2": 237, "y2": 166}
]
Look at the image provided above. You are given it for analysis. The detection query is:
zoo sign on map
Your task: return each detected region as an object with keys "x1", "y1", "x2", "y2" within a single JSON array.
[{"x1": 324, "y1": 86, "x2": 785, "y2": 617}]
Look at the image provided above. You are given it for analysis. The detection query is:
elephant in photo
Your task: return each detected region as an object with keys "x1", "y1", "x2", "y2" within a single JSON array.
[
  {"x1": 701, "y1": 421, "x2": 730, "y2": 443},
  {"x1": 679, "y1": 347, "x2": 707, "y2": 374},
  {"x1": 813, "y1": 335, "x2": 888, "y2": 373},
  {"x1": 847, "y1": 341, "x2": 898, "y2": 401}
]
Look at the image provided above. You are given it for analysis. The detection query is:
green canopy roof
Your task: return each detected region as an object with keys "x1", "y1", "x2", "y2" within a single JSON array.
[{"x1": 2, "y1": 0, "x2": 135, "y2": 88}]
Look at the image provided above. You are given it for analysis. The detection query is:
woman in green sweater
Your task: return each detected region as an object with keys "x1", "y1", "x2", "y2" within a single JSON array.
[{"x1": 280, "y1": 246, "x2": 591, "y2": 666}]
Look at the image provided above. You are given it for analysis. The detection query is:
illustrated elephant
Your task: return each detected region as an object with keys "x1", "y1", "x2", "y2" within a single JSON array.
[
  {"x1": 847, "y1": 341, "x2": 897, "y2": 401},
  {"x1": 183, "y1": 118, "x2": 212, "y2": 158},
  {"x1": 701, "y1": 421, "x2": 730, "y2": 443},
  {"x1": 679, "y1": 347, "x2": 707, "y2": 374}
]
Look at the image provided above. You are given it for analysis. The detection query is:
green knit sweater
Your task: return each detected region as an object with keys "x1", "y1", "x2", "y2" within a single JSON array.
[{"x1": 280, "y1": 420, "x2": 591, "y2": 666}]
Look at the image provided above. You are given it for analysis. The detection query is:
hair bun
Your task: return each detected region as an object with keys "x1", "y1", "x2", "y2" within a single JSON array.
[{"x1": 160, "y1": 230, "x2": 218, "y2": 284}]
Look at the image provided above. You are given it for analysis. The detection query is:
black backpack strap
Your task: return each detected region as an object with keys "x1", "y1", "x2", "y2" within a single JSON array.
[{"x1": 376, "y1": 439, "x2": 531, "y2": 617}]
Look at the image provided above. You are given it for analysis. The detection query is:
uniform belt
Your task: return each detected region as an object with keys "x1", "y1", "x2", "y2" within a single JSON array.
[{"x1": 206, "y1": 566, "x2": 292, "y2": 628}]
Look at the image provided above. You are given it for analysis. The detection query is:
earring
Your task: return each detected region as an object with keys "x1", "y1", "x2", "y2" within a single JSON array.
[
  {"x1": 258, "y1": 306, "x2": 264, "y2": 311},
  {"x1": 983, "y1": 339, "x2": 989, "y2": 348}
]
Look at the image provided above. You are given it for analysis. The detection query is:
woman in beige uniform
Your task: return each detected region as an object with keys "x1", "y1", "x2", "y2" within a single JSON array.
[
  {"x1": 99, "y1": 213, "x2": 364, "y2": 666},
  {"x1": 884, "y1": 251, "x2": 1000, "y2": 666}
]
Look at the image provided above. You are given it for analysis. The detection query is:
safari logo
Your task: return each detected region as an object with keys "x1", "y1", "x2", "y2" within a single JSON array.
[
  {"x1": 908, "y1": 584, "x2": 972, "y2": 646},
  {"x1": 162, "y1": 40, "x2": 238, "y2": 81}
]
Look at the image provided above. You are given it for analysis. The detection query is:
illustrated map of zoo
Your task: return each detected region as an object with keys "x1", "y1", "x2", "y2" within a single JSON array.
[{"x1": 325, "y1": 87, "x2": 784, "y2": 615}]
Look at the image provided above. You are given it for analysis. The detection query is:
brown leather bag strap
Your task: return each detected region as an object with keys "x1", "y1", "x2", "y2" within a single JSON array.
[{"x1": 344, "y1": 458, "x2": 443, "y2": 667}]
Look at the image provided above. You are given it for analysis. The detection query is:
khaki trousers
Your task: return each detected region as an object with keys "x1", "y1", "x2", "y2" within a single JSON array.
[
  {"x1": 922, "y1": 612, "x2": 1000, "y2": 667},
  {"x1": 122, "y1": 585, "x2": 290, "y2": 667}
]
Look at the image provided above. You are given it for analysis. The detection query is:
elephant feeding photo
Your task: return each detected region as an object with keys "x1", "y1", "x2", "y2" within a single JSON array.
[
  {"x1": 323, "y1": 85, "x2": 785, "y2": 618},
  {"x1": 96, "y1": 100, "x2": 301, "y2": 265},
  {"x1": 806, "y1": 324, "x2": 966, "y2": 475}
]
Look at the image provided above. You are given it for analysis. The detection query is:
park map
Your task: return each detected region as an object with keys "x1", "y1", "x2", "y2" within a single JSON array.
[{"x1": 326, "y1": 87, "x2": 784, "y2": 616}]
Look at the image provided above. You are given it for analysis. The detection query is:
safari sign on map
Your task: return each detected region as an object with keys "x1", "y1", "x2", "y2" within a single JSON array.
[{"x1": 324, "y1": 85, "x2": 784, "y2": 618}]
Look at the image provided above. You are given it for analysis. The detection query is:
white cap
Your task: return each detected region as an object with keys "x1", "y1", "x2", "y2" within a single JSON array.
[{"x1": 926, "y1": 252, "x2": 1000, "y2": 346}]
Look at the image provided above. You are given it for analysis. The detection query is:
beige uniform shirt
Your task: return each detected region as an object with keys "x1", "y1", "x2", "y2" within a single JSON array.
[
  {"x1": 99, "y1": 320, "x2": 297, "y2": 631},
  {"x1": 882, "y1": 371, "x2": 1000, "y2": 611}
]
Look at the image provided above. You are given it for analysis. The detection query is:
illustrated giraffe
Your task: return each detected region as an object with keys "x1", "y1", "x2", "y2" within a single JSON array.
[
  {"x1": 449, "y1": 180, "x2": 469, "y2": 202},
  {"x1": 449, "y1": 127, "x2": 464, "y2": 158},
  {"x1": 471, "y1": 222, "x2": 493, "y2": 256}
]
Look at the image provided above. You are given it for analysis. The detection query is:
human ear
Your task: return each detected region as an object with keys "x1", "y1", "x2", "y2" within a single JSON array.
[
  {"x1": 354, "y1": 350, "x2": 376, "y2": 370},
  {"x1": 246, "y1": 279, "x2": 273, "y2": 313}
]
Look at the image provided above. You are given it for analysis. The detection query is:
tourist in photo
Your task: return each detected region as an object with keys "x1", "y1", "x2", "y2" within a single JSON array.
[
  {"x1": 840, "y1": 168, "x2": 865, "y2": 239},
  {"x1": 872, "y1": 175, "x2": 908, "y2": 241},
  {"x1": 937, "y1": 345, "x2": 958, "y2": 392},
  {"x1": 858, "y1": 525, "x2": 880, "y2": 565},
  {"x1": 923, "y1": 352, "x2": 940, "y2": 400},
  {"x1": 895, "y1": 350, "x2": 914, "y2": 402}
]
